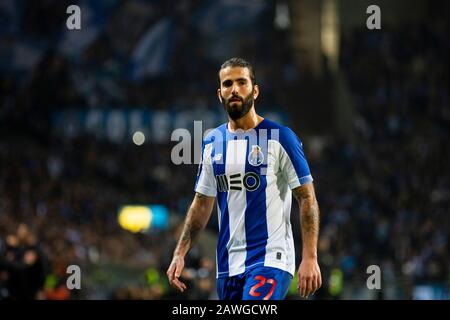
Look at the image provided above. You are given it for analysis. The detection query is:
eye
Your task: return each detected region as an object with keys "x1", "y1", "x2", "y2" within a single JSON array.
[{"x1": 223, "y1": 80, "x2": 232, "y2": 87}]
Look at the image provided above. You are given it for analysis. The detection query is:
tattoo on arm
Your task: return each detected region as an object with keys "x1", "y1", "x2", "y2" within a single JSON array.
[
  {"x1": 293, "y1": 184, "x2": 320, "y2": 258},
  {"x1": 175, "y1": 192, "x2": 213, "y2": 256},
  {"x1": 179, "y1": 219, "x2": 203, "y2": 246}
]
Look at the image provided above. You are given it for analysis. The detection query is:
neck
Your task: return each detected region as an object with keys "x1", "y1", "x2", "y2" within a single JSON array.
[{"x1": 228, "y1": 107, "x2": 264, "y2": 132}]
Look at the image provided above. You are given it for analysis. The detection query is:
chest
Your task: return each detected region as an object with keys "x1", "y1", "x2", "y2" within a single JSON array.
[{"x1": 211, "y1": 140, "x2": 281, "y2": 192}]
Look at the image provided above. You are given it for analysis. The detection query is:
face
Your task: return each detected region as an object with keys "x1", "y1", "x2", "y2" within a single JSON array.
[{"x1": 218, "y1": 67, "x2": 259, "y2": 120}]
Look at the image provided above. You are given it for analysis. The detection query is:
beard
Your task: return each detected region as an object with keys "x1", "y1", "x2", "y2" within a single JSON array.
[{"x1": 221, "y1": 91, "x2": 254, "y2": 120}]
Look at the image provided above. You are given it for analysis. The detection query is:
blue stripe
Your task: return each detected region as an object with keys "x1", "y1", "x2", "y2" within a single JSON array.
[
  {"x1": 244, "y1": 129, "x2": 268, "y2": 270},
  {"x1": 193, "y1": 142, "x2": 205, "y2": 191},
  {"x1": 299, "y1": 174, "x2": 313, "y2": 185},
  {"x1": 215, "y1": 127, "x2": 229, "y2": 277},
  {"x1": 278, "y1": 126, "x2": 312, "y2": 183}
]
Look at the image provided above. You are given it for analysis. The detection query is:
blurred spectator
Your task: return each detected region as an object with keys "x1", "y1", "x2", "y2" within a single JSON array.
[
  {"x1": 0, "y1": 0, "x2": 448, "y2": 300},
  {"x1": 0, "y1": 224, "x2": 49, "y2": 299}
]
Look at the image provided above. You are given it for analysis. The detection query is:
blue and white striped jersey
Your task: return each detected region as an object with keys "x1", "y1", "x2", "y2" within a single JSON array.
[{"x1": 194, "y1": 118, "x2": 313, "y2": 278}]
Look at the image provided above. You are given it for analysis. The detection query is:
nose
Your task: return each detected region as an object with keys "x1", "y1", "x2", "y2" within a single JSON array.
[{"x1": 231, "y1": 83, "x2": 239, "y2": 95}]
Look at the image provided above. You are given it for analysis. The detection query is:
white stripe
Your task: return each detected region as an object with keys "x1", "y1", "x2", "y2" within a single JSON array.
[
  {"x1": 225, "y1": 139, "x2": 247, "y2": 276},
  {"x1": 263, "y1": 140, "x2": 296, "y2": 276},
  {"x1": 195, "y1": 143, "x2": 217, "y2": 197},
  {"x1": 273, "y1": 140, "x2": 301, "y2": 189},
  {"x1": 217, "y1": 204, "x2": 221, "y2": 230},
  {"x1": 283, "y1": 190, "x2": 296, "y2": 276},
  {"x1": 216, "y1": 187, "x2": 222, "y2": 278}
]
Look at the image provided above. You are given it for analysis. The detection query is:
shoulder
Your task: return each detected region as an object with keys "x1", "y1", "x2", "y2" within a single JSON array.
[
  {"x1": 264, "y1": 119, "x2": 303, "y2": 147},
  {"x1": 203, "y1": 122, "x2": 227, "y2": 145}
]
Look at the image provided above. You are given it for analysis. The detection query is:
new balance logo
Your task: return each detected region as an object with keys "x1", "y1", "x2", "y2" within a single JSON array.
[{"x1": 216, "y1": 172, "x2": 260, "y2": 192}]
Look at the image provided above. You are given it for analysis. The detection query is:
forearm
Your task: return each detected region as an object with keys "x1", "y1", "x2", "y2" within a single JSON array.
[
  {"x1": 174, "y1": 194, "x2": 213, "y2": 258},
  {"x1": 174, "y1": 207, "x2": 205, "y2": 257},
  {"x1": 300, "y1": 196, "x2": 320, "y2": 259}
]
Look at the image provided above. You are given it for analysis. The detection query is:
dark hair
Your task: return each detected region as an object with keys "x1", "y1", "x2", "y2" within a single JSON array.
[{"x1": 218, "y1": 57, "x2": 256, "y2": 86}]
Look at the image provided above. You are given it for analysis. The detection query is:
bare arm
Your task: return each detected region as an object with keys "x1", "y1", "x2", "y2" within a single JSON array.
[
  {"x1": 293, "y1": 182, "x2": 320, "y2": 259},
  {"x1": 174, "y1": 192, "x2": 215, "y2": 256},
  {"x1": 292, "y1": 182, "x2": 322, "y2": 298},
  {"x1": 167, "y1": 192, "x2": 215, "y2": 292}
]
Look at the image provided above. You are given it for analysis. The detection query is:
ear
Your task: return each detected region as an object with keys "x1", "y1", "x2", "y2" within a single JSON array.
[
  {"x1": 217, "y1": 89, "x2": 223, "y2": 103},
  {"x1": 253, "y1": 84, "x2": 259, "y2": 100}
]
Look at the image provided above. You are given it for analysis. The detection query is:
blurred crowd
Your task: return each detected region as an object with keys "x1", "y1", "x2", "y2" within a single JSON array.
[
  {"x1": 314, "y1": 17, "x2": 449, "y2": 298},
  {"x1": 0, "y1": 135, "x2": 214, "y2": 299},
  {"x1": 0, "y1": 0, "x2": 296, "y2": 128},
  {"x1": 1, "y1": 0, "x2": 449, "y2": 299}
]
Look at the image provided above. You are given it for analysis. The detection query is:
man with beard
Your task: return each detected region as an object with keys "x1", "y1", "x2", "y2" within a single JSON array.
[{"x1": 167, "y1": 58, "x2": 321, "y2": 300}]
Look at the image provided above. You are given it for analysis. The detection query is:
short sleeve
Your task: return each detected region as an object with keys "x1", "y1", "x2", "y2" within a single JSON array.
[
  {"x1": 278, "y1": 127, "x2": 313, "y2": 189},
  {"x1": 194, "y1": 142, "x2": 217, "y2": 197}
]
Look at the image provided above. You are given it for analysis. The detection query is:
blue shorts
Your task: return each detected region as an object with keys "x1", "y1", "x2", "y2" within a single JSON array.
[{"x1": 216, "y1": 266, "x2": 292, "y2": 300}]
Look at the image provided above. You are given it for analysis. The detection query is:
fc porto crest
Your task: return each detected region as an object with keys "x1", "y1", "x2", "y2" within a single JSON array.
[{"x1": 248, "y1": 145, "x2": 264, "y2": 166}]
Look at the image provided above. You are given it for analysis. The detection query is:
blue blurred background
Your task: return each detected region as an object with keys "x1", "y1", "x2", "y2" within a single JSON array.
[{"x1": 0, "y1": 0, "x2": 449, "y2": 300}]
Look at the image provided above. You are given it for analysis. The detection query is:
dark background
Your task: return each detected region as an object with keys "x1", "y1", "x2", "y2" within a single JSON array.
[{"x1": 0, "y1": 0, "x2": 448, "y2": 300}]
